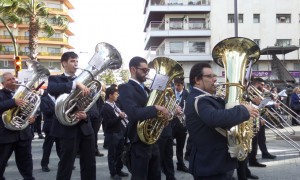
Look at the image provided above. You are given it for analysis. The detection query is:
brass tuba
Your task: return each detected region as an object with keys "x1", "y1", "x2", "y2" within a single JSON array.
[
  {"x1": 137, "y1": 57, "x2": 184, "y2": 144},
  {"x1": 2, "y1": 60, "x2": 50, "y2": 130},
  {"x1": 212, "y1": 37, "x2": 260, "y2": 161},
  {"x1": 55, "y1": 42, "x2": 122, "y2": 126}
]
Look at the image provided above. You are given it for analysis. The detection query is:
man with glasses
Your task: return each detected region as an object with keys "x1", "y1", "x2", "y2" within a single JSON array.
[
  {"x1": 185, "y1": 63, "x2": 259, "y2": 179},
  {"x1": 118, "y1": 56, "x2": 170, "y2": 179},
  {"x1": 249, "y1": 77, "x2": 276, "y2": 168}
]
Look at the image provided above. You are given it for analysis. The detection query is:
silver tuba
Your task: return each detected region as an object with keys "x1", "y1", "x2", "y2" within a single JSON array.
[
  {"x1": 55, "y1": 42, "x2": 122, "y2": 126},
  {"x1": 2, "y1": 60, "x2": 50, "y2": 130}
]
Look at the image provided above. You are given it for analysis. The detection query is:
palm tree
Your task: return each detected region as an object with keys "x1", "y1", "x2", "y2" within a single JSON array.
[{"x1": 0, "y1": 0, "x2": 69, "y2": 61}]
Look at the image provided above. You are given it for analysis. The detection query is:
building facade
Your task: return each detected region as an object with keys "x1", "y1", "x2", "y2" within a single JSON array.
[
  {"x1": 0, "y1": 0, "x2": 74, "y2": 76},
  {"x1": 143, "y1": 0, "x2": 300, "y2": 84}
]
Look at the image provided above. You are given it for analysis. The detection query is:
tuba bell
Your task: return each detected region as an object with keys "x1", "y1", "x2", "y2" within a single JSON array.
[
  {"x1": 212, "y1": 37, "x2": 260, "y2": 160},
  {"x1": 55, "y1": 42, "x2": 122, "y2": 126},
  {"x1": 2, "y1": 60, "x2": 50, "y2": 130},
  {"x1": 137, "y1": 57, "x2": 184, "y2": 144}
]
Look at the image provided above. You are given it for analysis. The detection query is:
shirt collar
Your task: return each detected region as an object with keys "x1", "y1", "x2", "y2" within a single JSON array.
[
  {"x1": 130, "y1": 78, "x2": 144, "y2": 88},
  {"x1": 193, "y1": 86, "x2": 213, "y2": 96}
]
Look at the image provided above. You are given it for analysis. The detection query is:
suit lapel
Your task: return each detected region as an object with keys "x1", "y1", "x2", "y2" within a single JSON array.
[{"x1": 129, "y1": 80, "x2": 147, "y2": 98}]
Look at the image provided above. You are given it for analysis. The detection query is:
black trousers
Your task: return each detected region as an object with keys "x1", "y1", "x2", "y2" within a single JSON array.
[
  {"x1": 41, "y1": 132, "x2": 61, "y2": 167},
  {"x1": 173, "y1": 125, "x2": 187, "y2": 166},
  {"x1": 193, "y1": 170, "x2": 234, "y2": 180},
  {"x1": 56, "y1": 130, "x2": 96, "y2": 180},
  {"x1": 34, "y1": 114, "x2": 42, "y2": 135},
  {"x1": 249, "y1": 124, "x2": 268, "y2": 161},
  {"x1": 130, "y1": 141, "x2": 161, "y2": 180},
  {"x1": 185, "y1": 136, "x2": 192, "y2": 158},
  {"x1": 106, "y1": 132, "x2": 124, "y2": 176},
  {"x1": 91, "y1": 118, "x2": 101, "y2": 152},
  {"x1": 236, "y1": 158, "x2": 251, "y2": 180},
  {"x1": 0, "y1": 139, "x2": 34, "y2": 180},
  {"x1": 158, "y1": 136, "x2": 175, "y2": 180}
]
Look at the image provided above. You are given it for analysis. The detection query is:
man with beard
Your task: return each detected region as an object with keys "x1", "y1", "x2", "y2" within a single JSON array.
[
  {"x1": 185, "y1": 63, "x2": 259, "y2": 179},
  {"x1": 0, "y1": 72, "x2": 35, "y2": 180},
  {"x1": 118, "y1": 56, "x2": 170, "y2": 180}
]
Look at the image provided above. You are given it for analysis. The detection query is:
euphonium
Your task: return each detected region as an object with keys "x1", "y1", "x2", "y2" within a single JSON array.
[
  {"x1": 55, "y1": 42, "x2": 122, "y2": 126},
  {"x1": 2, "y1": 60, "x2": 50, "y2": 130},
  {"x1": 212, "y1": 37, "x2": 260, "y2": 161},
  {"x1": 137, "y1": 57, "x2": 184, "y2": 144}
]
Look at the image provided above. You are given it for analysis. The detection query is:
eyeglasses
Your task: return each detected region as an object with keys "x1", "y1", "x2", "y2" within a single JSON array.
[
  {"x1": 136, "y1": 67, "x2": 150, "y2": 74},
  {"x1": 202, "y1": 74, "x2": 217, "y2": 79}
]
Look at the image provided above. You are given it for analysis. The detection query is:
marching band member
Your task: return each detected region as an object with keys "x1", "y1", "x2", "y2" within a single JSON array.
[
  {"x1": 0, "y1": 72, "x2": 35, "y2": 180},
  {"x1": 118, "y1": 56, "x2": 170, "y2": 180},
  {"x1": 47, "y1": 52, "x2": 96, "y2": 180},
  {"x1": 101, "y1": 87, "x2": 129, "y2": 180},
  {"x1": 185, "y1": 63, "x2": 258, "y2": 179}
]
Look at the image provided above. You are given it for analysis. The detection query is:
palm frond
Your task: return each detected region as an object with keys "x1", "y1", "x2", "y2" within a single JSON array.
[{"x1": 42, "y1": 21, "x2": 55, "y2": 37}]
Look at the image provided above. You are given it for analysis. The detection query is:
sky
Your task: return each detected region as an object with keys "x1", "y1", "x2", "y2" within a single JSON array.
[{"x1": 69, "y1": 0, "x2": 146, "y2": 69}]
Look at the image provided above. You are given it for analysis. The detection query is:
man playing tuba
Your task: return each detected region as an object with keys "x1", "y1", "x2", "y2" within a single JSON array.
[{"x1": 0, "y1": 72, "x2": 36, "y2": 180}]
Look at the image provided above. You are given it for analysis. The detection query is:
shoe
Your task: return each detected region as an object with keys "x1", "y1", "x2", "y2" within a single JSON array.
[
  {"x1": 117, "y1": 171, "x2": 129, "y2": 177},
  {"x1": 95, "y1": 151, "x2": 104, "y2": 157},
  {"x1": 42, "y1": 166, "x2": 50, "y2": 172},
  {"x1": 249, "y1": 161, "x2": 266, "y2": 167},
  {"x1": 111, "y1": 174, "x2": 121, "y2": 180},
  {"x1": 262, "y1": 153, "x2": 276, "y2": 159},
  {"x1": 38, "y1": 134, "x2": 45, "y2": 139},
  {"x1": 184, "y1": 155, "x2": 190, "y2": 161},
  {"x1": 177, "y1": 165, "x2": 189, "y2": 173},
  {"x1": 247, "y1": 174, "x2": 259, "y2": 179}
]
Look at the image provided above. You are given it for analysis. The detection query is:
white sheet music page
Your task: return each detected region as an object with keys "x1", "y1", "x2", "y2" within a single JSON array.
[
  {"x1": 88, "y1": 52, "x2": 104, "y2": 70},
  {"x1": 150, "y1": 74, "x2": 169, "y2": 91}
]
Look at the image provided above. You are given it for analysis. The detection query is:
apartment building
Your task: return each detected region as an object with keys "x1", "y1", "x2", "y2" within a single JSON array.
[
  {"x1": 143, "y1": 0, "x2": 300, "y2": 84},
  {"x1": 0, "y1": 0, "x2": 74, "y2": 76}
]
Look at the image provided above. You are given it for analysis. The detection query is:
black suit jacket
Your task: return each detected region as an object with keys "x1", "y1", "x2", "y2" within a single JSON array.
[
  {"x1": 118, "y1": 80, "x2": 157, "y2": 143},
  {"x1": 0, "y1": 88, "x2": 32, "y2": 143},
  {"x1": 40, "y1": 92, "x2": 55, "y2": 133},
  {"x1": 101, "y1": 103, "x2": 122, "y2": 134},
  {"x1": 47, "y1": 74, "x2": 94, "y2": 138},
  {"x1": 185, "y1": 87, "x2": 250, "y2": 177}
]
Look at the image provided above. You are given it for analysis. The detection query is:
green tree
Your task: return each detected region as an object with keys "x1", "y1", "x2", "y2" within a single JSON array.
[
  {"x1": 99, "y1": 69, "x2": 116, "y2": 85},
  {"x1": 0, "y1": 0, "x2": 69, "y2": 61},
  {"x1": 120, "y1": 68, "x2": 129, "y2": 83}
]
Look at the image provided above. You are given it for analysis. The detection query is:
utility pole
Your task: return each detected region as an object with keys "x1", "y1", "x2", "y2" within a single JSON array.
[{"x1": 234, "y1": 0, "x2": 238, "y2": 37}]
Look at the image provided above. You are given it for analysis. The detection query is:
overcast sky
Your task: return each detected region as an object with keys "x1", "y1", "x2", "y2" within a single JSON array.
[{"x1": 69, "y1": 0, "x2": 146, "y2": 69}]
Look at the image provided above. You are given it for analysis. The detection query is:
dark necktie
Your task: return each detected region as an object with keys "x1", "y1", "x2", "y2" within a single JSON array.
[{"x1": 68, "y1": 76, "x2": 76, "y2": 81}]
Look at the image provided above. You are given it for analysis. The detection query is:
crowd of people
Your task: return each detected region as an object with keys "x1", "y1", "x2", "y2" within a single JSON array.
[{"x1": 0, "y1": 52, "x2": 300, "y2": 180}]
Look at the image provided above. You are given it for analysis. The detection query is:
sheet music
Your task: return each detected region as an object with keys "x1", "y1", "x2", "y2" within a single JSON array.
[
  {"x1": 258, "y1": 98, "x2": 271, "y2": 108},
  {"x1": 150, "y1": 74, "x2": 169, "y2": 91}
]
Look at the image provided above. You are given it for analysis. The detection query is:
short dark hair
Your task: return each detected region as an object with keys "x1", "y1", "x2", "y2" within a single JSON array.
[
  {"x1": 189, "y1": 63, "x2": 211, "y2": 86},
  {"x1": 129, "y1": 56, "x2": 147, "y2": 69},
  {"x1": 174, "y1": 77, "x2": 184, "y2": 85},
  {"x1": 105, "y1": 87, "x2": 118, "y2": 100},
  {"x1": 110, "y1": 83, "x2": 118, "y2": 90},
  {"x1": 252, "y1": 77, "x2": 264, "y2": 85},
  {"x1": 61, "y1": 52, "x2": 78, "y2": 64}
]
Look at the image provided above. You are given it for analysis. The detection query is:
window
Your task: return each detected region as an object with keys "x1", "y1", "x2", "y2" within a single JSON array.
[
  {"x1": 169, "y1": 18, "x2": 183, "y2": 29},
  {"x1": 188, "y1": 18, "x2": 206, "y2": 29},
  {"x1": 47, "y1": 47, "x2": 61, "y2": 54},
  {"x1": 170, "y1": 42, "x2": 183, "y2": 53},
  {"x1": 252, "y1": 63, "x2": 259, "y2": 71},
  {"x1": 276, "y1": 39, "x2": 291, "y2": 46},
  {"x1": 228, "y1": 14, "x2": 234, "y2": 23},
  {"x1": 3, "y1": 60, "x2": 9, "y2": 67},
  {"x1": 276, "y1": 14, "x2": 291, "y2": 23},
  {"x1": 253, "y1": 14, "x2": 260, "y2": 23},
  {"x1": 189, "y1": 42, "x2": 205, "y2": 53},
  {"x1": 253, "y1": 39, "x2": 260, "y2": 47},
  {"x1": 3, "y1": 46, "x2": 13, "y2": 52},
  {"x1": 47, "y1": 3, "x2": 60, "y2": 9},
  {"x1": 228, "y1": 14, "x2": 243, "y2": 23},
  {"x1": 24, "y1": 47, "x2": 30, "y2": 52},
  {"x1": 294, "y1": 63, "x2": 300, "y2": 70},
  {"x1": 25, "y1": 31, "x2": 29, "y2": 37}
]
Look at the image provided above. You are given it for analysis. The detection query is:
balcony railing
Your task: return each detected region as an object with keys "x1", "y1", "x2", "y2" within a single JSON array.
[
  {"x1": 149, "y1": 21, "x2": 209, "y2": 31},
  {"x1": 0, "y1": 51, "x2": 61, "y2": 56},
  {"x1": 0, "y1": 35, "x2": 12, "y2": 39},
  {"x1": 150, "y1": 0, "x2": 210, "y2": 6},
  {"x1": 16, "y1": 36, "x2": 68, "y2": 42}
]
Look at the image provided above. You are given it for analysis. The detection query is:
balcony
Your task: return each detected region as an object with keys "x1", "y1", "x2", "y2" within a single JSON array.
[
  {"x1": 145, "y1": 45, "x2": 212, "y2": 62},
  {"x1": 144, "y1": 21, "x2": 211, "y2": 49}
]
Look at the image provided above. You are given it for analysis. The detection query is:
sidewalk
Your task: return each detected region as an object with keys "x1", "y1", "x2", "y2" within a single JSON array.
[{"x1": 4, "y1": 126, "x2": 300, "y2": 180}]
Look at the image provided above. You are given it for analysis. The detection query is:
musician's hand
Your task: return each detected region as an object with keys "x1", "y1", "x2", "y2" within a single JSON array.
[
  {"x1": 14, "y1": 98, "x2": 27, "y2": 107},
  {"x1": 252, "y1": 97, "x2": 261, "y2": 106},
  {"x1": 242, "y1": 104, "x2": 259, "y2": 118},
  {"x1": 75, "y1": 111, "x2": 87, "y2": 121},
  {"x1": 260, "y1": 118, "x2": 266, "y2": 126},
  {"x1": 28, "y1": 116, "x2": 36, "y2": 124},
  {"x1": 76, "y1": 82, "x2": 90, "y2": 96},
  {"x1": 119, "y1": 112, "x2": 126, "y2": 119},
  {"x1": 155, "y1": 105, "x2": 170, "y2": 120},
  {"x1": 175, "y1": 105, "x2": 183, "y2": 116}
]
